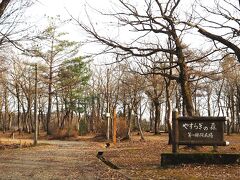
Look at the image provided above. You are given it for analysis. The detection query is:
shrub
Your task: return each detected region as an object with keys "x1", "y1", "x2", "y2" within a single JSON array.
[
  {"x1": 48, "y1": 122, "x2": 58, "y2": 136},
  {"x1": 95, "y1": 120, "x2": 107, "y2": 135},
  {"x1": 51, "y1": 126, "x2": 78, "y2": 140},
  {"x1": 117, "y1": 117, "x2": 128, "y2": 138},
  {"x1": 79, "y1": 120, "x2": 88, "y2": 136}
]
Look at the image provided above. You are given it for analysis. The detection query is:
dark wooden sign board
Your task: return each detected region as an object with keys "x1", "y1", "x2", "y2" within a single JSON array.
[{"x1": 172, "y1": 111, "x2": 229, "y2": 153}]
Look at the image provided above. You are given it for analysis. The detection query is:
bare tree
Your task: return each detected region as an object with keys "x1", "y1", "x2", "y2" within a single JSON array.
[
  {"x1": 75, "y1": 0, "x2": 196, "y2": 116},
  {"x1": 0, "y1": 0, "x2": 34, "y2": 50},
  {"x1": 184, "y1": 0, "x2": 240, "y2": 63},
  {"x1": 221, "y1": 55, "x2": 240, "y2": 133},
  {"x1": 144, "y1": 68, "x2": 165, "y2": 134}
]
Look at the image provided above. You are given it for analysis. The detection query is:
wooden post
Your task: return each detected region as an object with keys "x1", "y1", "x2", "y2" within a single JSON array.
[
  {"x1": 106, "y1": 69, "x2": 110, "y2": 140},
  {"x1": 113, "y1": 108, "x2": 117, "y2": 145},
  {"x1": 172, "y1": 110, "x2": 179, "y2": 153},
  {"x1": 226, "y1": 117, "x2": 230, "y2": 135}
]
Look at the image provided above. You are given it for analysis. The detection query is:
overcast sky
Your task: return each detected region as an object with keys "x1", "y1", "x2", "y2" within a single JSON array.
[
  {"x1": 25, "y1": 0, "x2": 118, "y2": 64},
  {"x1": 31, "y1": 0, "x2": 110, "y2": 17},
  {"x1": 24, "y1": 0, "x2": 219, "y2": 65}
]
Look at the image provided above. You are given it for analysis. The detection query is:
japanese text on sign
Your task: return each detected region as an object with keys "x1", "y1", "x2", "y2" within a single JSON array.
[
  {"x1": 175, "y1": 116, "x2": 228, "y2": 147},
  {"x1": 187, "y1": 132, "x2": 213, "y2": 138},
  {"x1": 182, "y1": 122, "x2": 217, "y2": 131}
]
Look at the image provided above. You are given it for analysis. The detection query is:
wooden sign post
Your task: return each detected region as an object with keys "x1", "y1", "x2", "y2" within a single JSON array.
[
  {"x1": 161, "y1": 111, "x2": 235, "y2": 167},
  {"x1": 172, "y1": 110, "x2": 179, "y2": 153},
  {"x1": 172, "y1": 110, "x2": 229, "y2": 153}
]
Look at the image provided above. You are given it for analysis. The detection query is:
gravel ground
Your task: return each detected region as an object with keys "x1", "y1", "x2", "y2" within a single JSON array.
[{"x1": 0, "y1": 140, "x2": 128, "y2": 180}]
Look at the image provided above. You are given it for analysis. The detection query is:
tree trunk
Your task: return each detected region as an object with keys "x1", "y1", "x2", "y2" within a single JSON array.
[
  {"x1": 55, "y1": 93, "x2": 60, "y2": 128},
  {"x1": 3, "y1": 86, "x2": 8, "y2": 132},
  {"x1": 137, "y1": 114, "x2": 145, "y2": 141},
  {"x1": 16, "y1": 83, "x2": 21, "y2": 132},
  {"x1": 138, "y1": 99, "x2": 145, "y2": 141},
  {"x1": 230, "y1": 86, "x2": 235, "y2": 133},
  {"x1": 90, "y1": 96, "x2": 95, "y2": 132},
  {"x1": 126, "y1": 104, "x2": 132, "y2": 140},
  {"x1": 165, "y1": 77, "x2": 173, "y2": 145},
  {"x1": 217, "y1": 80, "x2": 224, "y2": 117},
  {"x1": 96, "y1": 95, "x2": 101, "y2": 126},
  {"x1": 123, "y1": 99, "x2": 126, "y2": 121},
  {"x1": 153, "y1": 100, "x2": 160, "y2": 134},
  {"x1": 0, "y1": 96, "x2": 2, "y2": 132},
  {"x1": 149, "y1": 102, "x2": 153, "y2": 132},
  {"x1": 46, "y1": 63, "x2": 53, "y2": 134},
  {"x1": 236, "y1": 85, "x2": 240, "y2": 133},
  {"x1": 0, "y1": 0, "x2": 11, "y2": 18},
  {"x1": 207, "y1": 89, "x2": 212, "y2": 116},
  {"x1": 226, "y1": 94, "x2": 231, "y2": 135},
  {"x1": 171, "y1": 22, "x2": 195, "y2": 116},
  {"x1": 178, "y1": 61, "x2": 194, "y2": 116}
]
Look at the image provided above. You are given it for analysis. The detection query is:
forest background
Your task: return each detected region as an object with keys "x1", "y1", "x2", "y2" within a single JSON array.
[{"x1": 0, "y1": 0, "x2": 239, "y2": 141}]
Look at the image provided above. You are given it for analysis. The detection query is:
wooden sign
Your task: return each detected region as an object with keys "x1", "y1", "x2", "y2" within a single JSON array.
[
  {"x1": 172, "y1": 111, "x2": 229, "y2": 153},
  {"x1": 178, "y1": 117, "x2": 227, "y2": 146}
]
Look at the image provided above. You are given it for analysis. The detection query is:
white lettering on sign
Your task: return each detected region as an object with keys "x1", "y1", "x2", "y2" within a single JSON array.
[
  {"x1": 210, "y1": 123, "x2": 217, "y2": 130},
  {"x1": 182, "y1": 122, "x2": 217, "y2": 131},
  {"x1": 187, "y1": 132, "x2": 214, "y2": 138},
  {"x1": 182, "y1": 122, "x2": 217, "y2": 139},
  {"x1": 203, "y1": 126, "x2": 208, "y2": 131}
]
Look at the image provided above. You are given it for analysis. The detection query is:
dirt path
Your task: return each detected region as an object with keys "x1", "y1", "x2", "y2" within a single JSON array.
[{"x1": 0, "y1": 140, "x2": 127, "y2": 179}]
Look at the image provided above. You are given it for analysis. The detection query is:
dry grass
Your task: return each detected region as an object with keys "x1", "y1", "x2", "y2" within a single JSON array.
[
  {"x1": 0, "y1": 137, "x2": 33, "y2": 150},
  {"x1": 50, "y1": 128, "x2": 79, "y2": 140}
]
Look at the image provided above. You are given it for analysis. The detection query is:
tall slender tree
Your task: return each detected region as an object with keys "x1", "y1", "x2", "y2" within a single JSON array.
[
  {"x1": 57, "y1": 57, "x2": 90, "y2": 129},
  {"x1": 26, "y1": 19, "x2": 80, "y2": 134}
]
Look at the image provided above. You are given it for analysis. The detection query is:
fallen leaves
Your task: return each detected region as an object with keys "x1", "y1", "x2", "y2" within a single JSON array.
[{"x1": 103, "y1": 133, "x2": 240, "y2": 179}]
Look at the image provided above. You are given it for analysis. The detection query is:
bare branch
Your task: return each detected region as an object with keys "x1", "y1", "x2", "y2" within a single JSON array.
[{"x1": 0, "y1": 0, "x2": 11, "y2": 18}]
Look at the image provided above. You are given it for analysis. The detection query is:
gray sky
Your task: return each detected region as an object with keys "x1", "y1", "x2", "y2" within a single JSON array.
[
  {"x1": 25, "y1": 0, "x2": 118, "y2": 63},
  {"x1": 24, "y1": 0, "x2": 223, "y2": 65}
]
